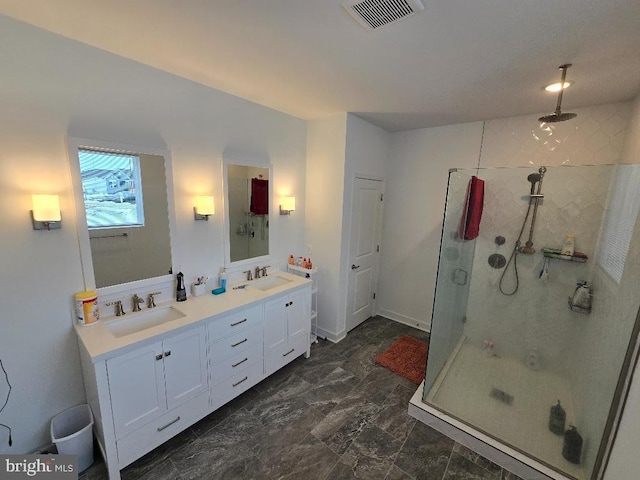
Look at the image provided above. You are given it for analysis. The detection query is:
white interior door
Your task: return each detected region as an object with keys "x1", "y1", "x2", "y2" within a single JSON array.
[{"x1": 346, "y1": 177, "x2": 383, "y2": 332}]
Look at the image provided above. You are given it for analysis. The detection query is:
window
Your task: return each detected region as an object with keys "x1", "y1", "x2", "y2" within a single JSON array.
[
  {"x1": 597, "y1": 164, "x2": 640, "y2": 283},
  {"x1": 79, "y1": 149, "x2": 145, "y2": 229}
]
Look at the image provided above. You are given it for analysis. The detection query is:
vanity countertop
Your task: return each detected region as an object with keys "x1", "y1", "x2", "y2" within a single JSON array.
[{"x1": 75, "y1": 271, "x2": 311, "y2": 362}]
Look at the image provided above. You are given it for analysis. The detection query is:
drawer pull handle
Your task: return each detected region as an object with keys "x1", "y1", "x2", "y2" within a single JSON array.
[
  {"x1": 164, "y1": 350, "x2": 171, "y2": 357},
  {"x1": 233, "y1": 376, "x2": 248, "y2": 387},
  {"x1": 231, "y1": 338, "x2": 248, "y2": 347},
  {"x1": 231, "y1": 318, "x2": 248, "y2": 326},
  {"x1": 283, "y1": 348, "x2": 295, "y2": 357},
  {"x1": 155, "y1": 354, "x2": 163, "y2": 361},
  {"x1": 157, "y1": 416, "x2": 181, "y2": 432},
  {"x1": 232, "y1": 357, "x2": 248, "y2": 368}
]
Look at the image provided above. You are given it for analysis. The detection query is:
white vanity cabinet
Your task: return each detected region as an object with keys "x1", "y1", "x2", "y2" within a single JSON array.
[
  {"x1": 107, "y1": 326, "x2": 207, "y2": 438},
  {"x1": 77, "y1": 274, "x2": 312, "y2": 480},
  {"x1": 206, "y1": 303, "x2": 265, "y2": 408},
  {"x1": 264, "y1": 287, "x2": 311, "y2": 375}
]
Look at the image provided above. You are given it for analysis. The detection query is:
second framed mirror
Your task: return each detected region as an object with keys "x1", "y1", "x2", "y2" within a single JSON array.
[{"x1": 223, "y1": 154, "x2": 272, "y2": 267}]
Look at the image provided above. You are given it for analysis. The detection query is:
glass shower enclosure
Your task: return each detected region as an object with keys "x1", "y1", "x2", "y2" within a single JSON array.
[{"x1": 422, "y1": 164, "x2": 640, "y2": 480}]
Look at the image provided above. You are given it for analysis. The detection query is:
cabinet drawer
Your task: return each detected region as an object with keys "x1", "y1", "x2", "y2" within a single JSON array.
[
  {"x1": 207, "y1": 304, "x2": 263, "y2": 342},
  {"x1": 264, "y1": 334, "x2": 308, "y2": 377},
  {"x1": 116, "y1": 390, "x2": 209, "y2": 468},
  {"x1": 210, "y1": 347, "x2": 263, "y2": 385},
  {"x1": 211, "y1": 360, "x2": 263, "y2": 407},
  {"x1": 209, "y1": 324, "x2": 263, "y2": 364}
]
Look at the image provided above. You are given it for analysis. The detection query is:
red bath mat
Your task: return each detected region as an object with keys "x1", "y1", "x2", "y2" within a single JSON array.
[{"x1": 375, "y1": 335, "x2": 428, "y2": 384}]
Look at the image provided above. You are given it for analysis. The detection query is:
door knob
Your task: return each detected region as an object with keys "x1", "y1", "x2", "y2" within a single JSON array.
[{"x1": 351, "y1": 264, "x2": 360, "y2": 270}]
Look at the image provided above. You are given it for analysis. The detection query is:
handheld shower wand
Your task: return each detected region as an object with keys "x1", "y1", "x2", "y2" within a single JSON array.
[{"x1": 520, "y1": 167, "x2": 546, "y2": 254}]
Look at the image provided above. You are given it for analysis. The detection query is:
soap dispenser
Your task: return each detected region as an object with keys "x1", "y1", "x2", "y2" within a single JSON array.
[
  {"x1": 176, "y1": 272, "x2": 187, "y2": 302},
  {"x1": 562, "y1": 426, "x2": 583, "y2": 464}
]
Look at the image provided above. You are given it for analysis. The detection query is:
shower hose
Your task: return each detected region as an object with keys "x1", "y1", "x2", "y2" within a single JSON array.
[{"x1": 498, "y1": 200, "x2": 534, "y2": 296}]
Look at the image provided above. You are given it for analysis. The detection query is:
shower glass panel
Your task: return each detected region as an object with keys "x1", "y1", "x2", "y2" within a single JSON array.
[
  {"x1": 424, "y1": 170, "x2": 476, "y2": 394},
  {"x1": 423, "y1": 164, "x2": 640, "y2": 480}
]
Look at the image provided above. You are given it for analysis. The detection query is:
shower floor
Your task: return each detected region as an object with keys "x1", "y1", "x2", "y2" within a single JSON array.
[{"x1": 425, "y1": 338, "x2": 586, "y2": 479}]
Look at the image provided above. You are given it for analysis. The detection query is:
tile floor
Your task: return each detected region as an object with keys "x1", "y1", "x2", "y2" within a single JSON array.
[{"x1": 80, "y1": 316, "x2": 525, "y2": 480}]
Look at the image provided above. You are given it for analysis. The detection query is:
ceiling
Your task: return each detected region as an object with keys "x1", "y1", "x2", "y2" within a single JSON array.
[{"x1": 2, "y1": 0, "x2": 640, "y2": 131}]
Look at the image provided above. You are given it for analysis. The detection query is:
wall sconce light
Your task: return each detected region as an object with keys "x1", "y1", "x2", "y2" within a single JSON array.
[
  {"x1": 279, "y1": 196, "x2": 296, "y2": 215},
  {"x1": 194, "y1": 196, "x2": 215, "y2": 221},
  {"x1": 31, "y1": 194, "x2": 62, "y2": 230}
]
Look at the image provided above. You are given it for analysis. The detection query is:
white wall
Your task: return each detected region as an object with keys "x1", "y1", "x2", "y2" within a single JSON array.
[
  {"x1": 341, "y1": 114, "x2": 390, "y2": 332},
  {"x1": 0, "y1": 16, "x2": 306, "y2": 453},
  {"x1": 378, "y1": 122, "x2": 483, "y2": 330},
  {"x1": 306, "y1": 114, "x2": 348, "y2": 340}
]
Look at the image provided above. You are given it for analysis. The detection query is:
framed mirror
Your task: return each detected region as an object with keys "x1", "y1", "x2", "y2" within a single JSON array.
[
  {"x1": 223, "y1": 154, "x2": 272, "y2": 268},
  {"x1": 68, "y1": 137, "x2": 177, "y2": 294}
]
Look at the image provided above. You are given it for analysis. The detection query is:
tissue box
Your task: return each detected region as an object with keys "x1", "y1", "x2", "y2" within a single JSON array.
[{"x1": 191, "y1": 283, "x2": 208, "y2": 297}]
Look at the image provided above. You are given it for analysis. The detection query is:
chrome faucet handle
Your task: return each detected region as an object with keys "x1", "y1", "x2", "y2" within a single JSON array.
[
  {"x1": 243, "y1": 270, "x2": 253, "y2": 281},
  {"x1": 107, "y1": 300, "x2": 125, "y2": 316},
  {"x1": 132, "y1": 294, "x2": 144, "y2": 312},
  {"x1": 261, "y1": 265, "x2": 270, "y2": 276},
  {"x1": 148, "y1": 291, "x2": 160, "y2": 308}
]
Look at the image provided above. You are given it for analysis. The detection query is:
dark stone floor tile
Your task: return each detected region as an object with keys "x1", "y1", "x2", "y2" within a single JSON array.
[
  {"x1": 385, "y1": 465, "x2": 415, "y2": 480},
  {"x1": 190, "y1": 386, "x2": 260, "y2": 437},
  {"x1": 203, "y1": 454, "x2": 270, "y2": 480},
  {"x1": 394, "y1": 421, "x2": 454, "y2": 480},
  {"x1": 443, "y1": 451, "x2": 500, "y2": 479},
  {"x1": 453, "y1": 443, "x2": 502, "y2": 477},
  {"x1": 342, "y1": 343, "x2": 385, "y2": 380},
  {"x1": 373, "y1": 384, "x2": 417, "y2": 442},
  {"x1": 346, "y1": 367, "x2": 405, "y2": 406},
  {"x1": 79, "y1": 460, "x2": 108, "y2": 480},
  {"x1": 123, "y1": 459, "x2": 181, "y2": 480},
  {"x1": 248, "y1": 397, "x2": 326, "y2": 463},
  {"x1": 296, "y1": 356, "x2": 347, "y2": 384},
  {"x1": 120, "y1": 427, "x2": 197, "y2": 479},
  {"x1": 339, "y1": 424, "x2": 403, "y2": 479},
  {"x1": 312, "y1": 395, "x2": 382, "y2": 455},
  {"x1": 258, "y1": 433, "x2": 340, "y2": 480},
  {"x1": 300, "y1": 367, "x2": 361, "y2": 414},
  {"x1": 359, "y1": 316, "x2": 397, "y2": 339}
]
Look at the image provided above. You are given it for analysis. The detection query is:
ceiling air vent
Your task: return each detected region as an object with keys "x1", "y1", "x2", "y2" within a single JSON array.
[{"x1": 343, "y1": 0, "x2": 425, "y2": 31}]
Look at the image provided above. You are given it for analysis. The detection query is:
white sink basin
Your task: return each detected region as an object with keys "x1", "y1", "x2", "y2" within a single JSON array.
[
  {"x1": 105, "y1": 306, "x2": 186, "y2": 338},
  {"x1": 252, "y1": 275, "x2": 292, "y2": 291}
]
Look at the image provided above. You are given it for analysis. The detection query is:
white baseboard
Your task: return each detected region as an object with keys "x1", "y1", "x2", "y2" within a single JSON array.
[
  {"x1": 376, "y1": 308, "x2": 430, "y2": 332},
  {"x1": 315, "y1": 325, "x2": 346, "y2": 343}
]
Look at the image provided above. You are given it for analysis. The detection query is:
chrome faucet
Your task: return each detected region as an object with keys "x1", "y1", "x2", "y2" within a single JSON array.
[
  {"x1": 244, "y1": 270, "x2": 253, "y2": 281},
  {"x1": 132, "y1": 294, "x2": 144, "y2": 312},
  {"x1": 148, "y1": 291, "x2": 160, "y2": 308},
  {"x1": 107, "y1": 300, "x2": 125, "y2": 316},
  {"x1": 255, "y1": 266, "x2": 262, "y2": 279}
]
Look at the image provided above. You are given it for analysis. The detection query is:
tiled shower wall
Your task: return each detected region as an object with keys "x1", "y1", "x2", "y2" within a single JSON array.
[{"x1": 461, "y1": 102, "x2": 635, "y2": 473}]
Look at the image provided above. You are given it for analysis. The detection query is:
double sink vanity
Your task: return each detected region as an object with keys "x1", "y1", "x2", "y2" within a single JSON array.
[
  {"x1": 65, "y1": 136, "x2": 305, "y2": 479},
  {"x1": 75, "y1": 271, "x2": 312, "y2": 480}
]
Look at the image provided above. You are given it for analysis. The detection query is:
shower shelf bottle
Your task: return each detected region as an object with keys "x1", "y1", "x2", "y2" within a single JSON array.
[{"x1": 561, "y1": 234, "x2": 575, "y2": 256}]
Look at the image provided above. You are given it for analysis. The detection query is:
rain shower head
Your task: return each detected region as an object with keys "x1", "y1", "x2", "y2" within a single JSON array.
[{"x1": 538, "y1": 64, "x2": 577, "y2": 123}]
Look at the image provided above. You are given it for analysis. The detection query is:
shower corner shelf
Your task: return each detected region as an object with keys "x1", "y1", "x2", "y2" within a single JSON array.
[{"x1": 542, "y1": 247, "x2": 588, "y2": 263}]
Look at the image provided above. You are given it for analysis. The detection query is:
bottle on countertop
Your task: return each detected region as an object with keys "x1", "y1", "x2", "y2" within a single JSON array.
[
  {"x1": 220, "y1": 268, "x2": 227, "y2": 290},
  {"x1": 176, "y1": 272, "x2": 187, "y2": 302},
  {"x1": 288, "y1": 254, "x2": 295, "y2": 265}
]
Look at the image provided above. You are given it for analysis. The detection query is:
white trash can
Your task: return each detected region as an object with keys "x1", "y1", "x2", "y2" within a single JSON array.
[{"x1": 50, "y1": 404, "x2": 94, "y2": 473}]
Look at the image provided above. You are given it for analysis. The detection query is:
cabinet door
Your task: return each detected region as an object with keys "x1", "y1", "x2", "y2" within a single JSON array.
[
  {"x1": 163, "y1": 326, "x2": 207, "y2": 410},
  {"x1": 287, "y1": 288, "x2": 308, "y2": 341},
  {"x1": 264, "y1": 295, "x2": 287, "y2": 352},
  {"x1": 107, "y1": 342, "x2": 166, "y2": 438}
]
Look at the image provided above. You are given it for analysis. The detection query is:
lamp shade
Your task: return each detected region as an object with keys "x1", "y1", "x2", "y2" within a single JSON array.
[
  {"x1": 195, "y1": 196, "x2": 215, "y2": 216},
  {"x1": 281, "y1": 196, "x2": 296, "y2": 212},
  {"x1": 32, "y1": 194, "x2": 61, "y2": 221}
]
